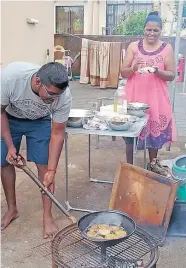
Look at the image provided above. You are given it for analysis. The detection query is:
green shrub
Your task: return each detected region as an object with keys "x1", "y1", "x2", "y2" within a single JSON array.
[{"x1": 115, "y1": 11, "x2": 148, "y2": 36}]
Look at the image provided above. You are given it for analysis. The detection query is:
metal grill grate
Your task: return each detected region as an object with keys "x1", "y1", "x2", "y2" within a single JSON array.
[{"x1": 33, "y1": 224, "x2": 160, "y2": 268}]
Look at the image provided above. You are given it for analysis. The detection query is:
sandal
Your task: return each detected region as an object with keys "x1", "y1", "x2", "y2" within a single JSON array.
[{"x1": 149, "y1": 158, "x2": 172, "y2": 178}]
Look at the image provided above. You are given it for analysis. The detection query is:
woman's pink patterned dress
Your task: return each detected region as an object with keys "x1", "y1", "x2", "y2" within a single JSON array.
[{"x1": 125, "y1": 40, "x2": 176, "y2": 150}]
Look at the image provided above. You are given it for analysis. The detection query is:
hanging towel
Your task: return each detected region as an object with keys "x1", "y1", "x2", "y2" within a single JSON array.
[
  {"x1": 80, "y1": 38, "x2": 90, "y2": 84},
  {"x1": 99, "y1": 42, "x2": 110, "y2": 89},
  {"x1": 107, "y1": 42, "x2": 122, "y2": 88},
  {"x1": 89, "y1": 40, "x2": 100, "y2": 86}
]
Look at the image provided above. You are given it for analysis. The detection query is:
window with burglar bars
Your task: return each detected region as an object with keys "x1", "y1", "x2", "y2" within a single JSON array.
[
  {"x1": 55, "y1": 6, "x2": 84, "y2": 34},
  {"x1": 105, "y1": 1, "x2": 153, "y2": 35}
]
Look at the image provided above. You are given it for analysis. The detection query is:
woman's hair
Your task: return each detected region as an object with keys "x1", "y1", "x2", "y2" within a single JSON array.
[{"x1": 145, "y1": 11, "x2": 162, "y2": 29}]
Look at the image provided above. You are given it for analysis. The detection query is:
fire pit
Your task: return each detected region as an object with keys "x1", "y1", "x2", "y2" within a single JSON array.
[{"x1": 35, "y1": 224, "x2": 160, "y2": 268}]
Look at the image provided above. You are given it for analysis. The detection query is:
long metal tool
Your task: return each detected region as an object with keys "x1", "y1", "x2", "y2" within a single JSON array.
[{"x1": 10, "y1": 155, "x2": 76, "y2": 224}]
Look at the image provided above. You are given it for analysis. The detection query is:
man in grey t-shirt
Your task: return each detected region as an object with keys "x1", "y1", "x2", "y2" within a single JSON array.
[{"x1": 1, "y1": 62, "x2": 71, "y2": 238}]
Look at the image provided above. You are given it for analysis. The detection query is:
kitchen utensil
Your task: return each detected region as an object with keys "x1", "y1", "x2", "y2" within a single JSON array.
[
  {"x1": 67, "y1": 117, "x2": 82, "y2": 128},
  {"x1": 127, "y1": 102, "x2": 149, "y2": 110},
  {"x1": 127, "y1": 102, "x2": 149, "y2": 117},
  {"x1": 10, "y1": 155, "x2": 136, "y2": 247},
  {"x1": 67, "y1": 109, "x2": 94, "y2": 128},
  {"x1": 78, "y1": 210, "x2": 136, "y2": 247},
  {"x1": 127, "y1": 109, "x2": 147, "y2": 118},
  {"x1": 9, "y1": 155, "x2": 76, "y2": 224}
]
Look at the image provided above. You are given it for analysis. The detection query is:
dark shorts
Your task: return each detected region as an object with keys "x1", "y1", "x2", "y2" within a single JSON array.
[{"x1": 1, "y1": 114, "x2": 51, "y2": 167}]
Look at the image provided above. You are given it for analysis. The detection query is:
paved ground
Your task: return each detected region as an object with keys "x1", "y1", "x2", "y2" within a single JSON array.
[
  {"x1": 168, "y1": 82, "x2": 186, "y2": 138},
  {"x1": 1, "y1": 81, "x2": 186, "y2": 268}
]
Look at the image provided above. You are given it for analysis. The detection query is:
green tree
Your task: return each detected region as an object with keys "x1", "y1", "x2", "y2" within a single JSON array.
[{"x1": 115, "y1": 11, "x2": 148, "y2": 36}]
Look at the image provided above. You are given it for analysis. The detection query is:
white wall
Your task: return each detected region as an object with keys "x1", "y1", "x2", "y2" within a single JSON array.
[{"x1": 1, "y1": 1, "x2": 54, "y2": 66}]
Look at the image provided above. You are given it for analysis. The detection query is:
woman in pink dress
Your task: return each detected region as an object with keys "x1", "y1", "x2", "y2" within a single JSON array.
[{"x1": 121, "y1": 11, "x2": 176, "y2": 167}]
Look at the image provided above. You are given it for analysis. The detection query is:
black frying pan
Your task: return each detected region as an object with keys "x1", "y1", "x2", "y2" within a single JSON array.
[{"x1": 78, "y1": 210, "x2": 136, "y2": 247}]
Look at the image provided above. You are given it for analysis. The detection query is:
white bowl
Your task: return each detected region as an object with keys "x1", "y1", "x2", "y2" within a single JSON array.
[
  {"x1": 127, "y1": 109, "x2": 147, "y2": 118},
  {"x1": 127, "y1": 102, "x2": 149, "y2": 110}
]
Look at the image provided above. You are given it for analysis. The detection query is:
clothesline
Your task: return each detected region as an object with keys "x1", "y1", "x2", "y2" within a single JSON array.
[{"x1": 57, "y1": 32, "x2": 125, "y2": 44}]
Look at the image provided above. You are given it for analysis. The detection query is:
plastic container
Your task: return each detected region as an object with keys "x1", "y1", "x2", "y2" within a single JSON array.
[
  {"x1": 114, "y1": 88, "x2": 127, "y2": 114},
  {"x1": 172, "y1": 155, "x2": 186, "y2": 201},
  {"x1": 177, "y1": 185, "x2": 186, "y2": 201},
  {"x1": 100, "y1": 105, "x2": 125, "y2": 114}
]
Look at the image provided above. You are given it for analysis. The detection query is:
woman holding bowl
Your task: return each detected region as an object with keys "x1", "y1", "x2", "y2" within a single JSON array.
[{"x1": 121, "y1": 11, "x2": 176, "y2": 171}]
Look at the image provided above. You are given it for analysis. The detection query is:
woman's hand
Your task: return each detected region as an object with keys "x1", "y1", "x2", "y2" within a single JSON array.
[
  {"x1": 132, "y1": 59, "x2": 145, "y2": 72},
  {"x1": 153, "y1": 67, "x2": 159, "y2": 74},
  {"x1": 153, "y1": 67, "x2": 175, "y2": 81}
]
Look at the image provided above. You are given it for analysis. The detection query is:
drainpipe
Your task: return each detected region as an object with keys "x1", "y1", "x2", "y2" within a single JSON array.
[
  {"x1": 84, "y1": 0, "x2": 93, "y2": 35},
  {"x1": 92, "y1": 0, "x2": 100, "y2": 35},
  {"x1": 172, "y1": 0, "x2": 184, "y2": 111}
]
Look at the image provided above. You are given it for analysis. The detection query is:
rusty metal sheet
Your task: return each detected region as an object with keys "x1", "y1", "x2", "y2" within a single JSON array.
[{"x1": 109, "y1": 163, "x2": 179, "y2": 241}]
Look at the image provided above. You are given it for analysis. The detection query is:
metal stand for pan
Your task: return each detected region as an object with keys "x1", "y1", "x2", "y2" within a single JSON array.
[{"x1": 34, "y1": 224, "x2": 160, "y2": 268}]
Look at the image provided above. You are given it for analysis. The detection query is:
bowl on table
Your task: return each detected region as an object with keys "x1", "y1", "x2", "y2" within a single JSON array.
[
  {"x1": 127, "y1": 102, "x2": 149, "y2": 118},
  {"x1": 67, "y1": 109, "x2": 94, "y2": 128},
  {"x1": 108, "y1": 115, "x2": 134, "y2": 131},
  {"x1": 127, "y1": 109, "x2": 148, "y2": 117},
  {"x1": 67, "y1": 117, "x2": 83, "y2": 128},
  {"x1": 109, "y1": 121, "x2": 132, "y2": 131},
  {"x1": 127, "y1": 102, "x2": 149, "y2": 110}
]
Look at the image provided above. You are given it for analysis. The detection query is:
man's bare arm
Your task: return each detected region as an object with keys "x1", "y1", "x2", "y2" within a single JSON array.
[
  {"x1": 1, "y1": 105, "x2": 14, "y2": 149},
  {"x1": 47, "y1": 120, "x2": 66, "y2": 170}
]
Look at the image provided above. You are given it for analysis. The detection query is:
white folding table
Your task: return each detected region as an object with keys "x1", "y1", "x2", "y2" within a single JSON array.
[{"x1": 64, "y1": 115, "x2": 149, "y2": 212}]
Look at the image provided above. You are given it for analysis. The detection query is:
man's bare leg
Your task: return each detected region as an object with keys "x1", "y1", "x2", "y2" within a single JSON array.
[
  {"x1": 1, "y1": 165, "x2": 19, "y2": 230},
  {"x1": 36, "y1": 164, "x2": 58, "y2": 239}
]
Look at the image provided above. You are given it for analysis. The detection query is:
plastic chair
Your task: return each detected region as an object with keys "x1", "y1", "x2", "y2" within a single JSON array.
[{"x1": 54, "y1": 45, "x2": 66, "y2": 65}]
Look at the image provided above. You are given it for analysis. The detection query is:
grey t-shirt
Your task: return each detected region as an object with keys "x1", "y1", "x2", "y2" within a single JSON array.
[{"x1": 1, "y1": 62, "x2": 72, "y2": 123}]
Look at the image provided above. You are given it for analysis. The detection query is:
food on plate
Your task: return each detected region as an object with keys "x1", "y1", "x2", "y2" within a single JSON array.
[
  {"x1": 138, "y1": 67, "x2": 155, "y2": 74},
  {"x1": 86, "y1": 224, "x2": 127, "y2": 240},
  {"x1": 110, "y1": 115, "x2": 129, "y2": 124}
]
